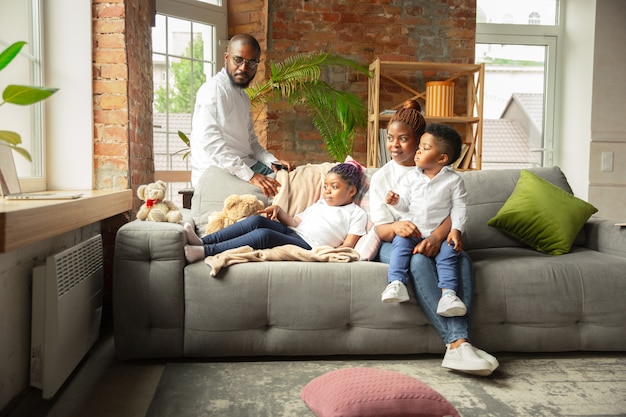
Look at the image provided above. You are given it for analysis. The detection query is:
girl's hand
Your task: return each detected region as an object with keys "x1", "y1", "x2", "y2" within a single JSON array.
[
  {"x1": 447, "y1": 229, "x2": 463, "y2": 253},
  {"x1": 392, "y1": 221, "x2": 421, "y2": 239},
  {"x1": 386, "y1": 190, "x2": 399, "y2": 206},
  {"x1": 412, "y1": 235, "x2": 442, "y2": 257},
  {"x1": 258, "y1": 205, "x2": 280, "y2": 220}
]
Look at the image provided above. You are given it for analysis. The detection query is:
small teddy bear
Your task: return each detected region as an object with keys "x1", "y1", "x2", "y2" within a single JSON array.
[
  {"x1": 136, "y1": 180, "x2": 183, "y2": 223},
  {"x1": 205, "y1": 194, "x2": 265, "y2": 234}
]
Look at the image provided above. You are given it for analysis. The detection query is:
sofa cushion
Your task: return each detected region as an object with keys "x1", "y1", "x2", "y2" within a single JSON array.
[
  {"x1": 487, "y1": 169, "x2": 597, "y2": 255},
  {"x1": 300, "y1": 367, "x2": 460, "y2": 417},
  {"x1": 460, "y1": 167, "x2": 585, "y2": 251},
  {"x1": 191, "y1": 166, "x2": 270, "y2": 235}
]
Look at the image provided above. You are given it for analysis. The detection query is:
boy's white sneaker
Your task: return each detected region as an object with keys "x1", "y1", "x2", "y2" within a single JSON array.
[
  {"x1": 381, "y1": 280, "x2": 409, "y2": 303},
  {"x1": 436, "y1": 291, "x2": 467, "y2": 317}
]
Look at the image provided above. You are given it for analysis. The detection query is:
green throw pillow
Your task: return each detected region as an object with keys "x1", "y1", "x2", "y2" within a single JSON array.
[{"x1": 487, "y1": 169, "x2": 598, "y2": 255}]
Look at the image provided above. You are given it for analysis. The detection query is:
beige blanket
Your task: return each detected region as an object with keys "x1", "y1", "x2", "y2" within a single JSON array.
[
  {"x1": 273, "y1": 162, "x2": 337, "y2": 216},
  {"x1": 204, "y1": 244, "x2": 360, "y2": 277}
]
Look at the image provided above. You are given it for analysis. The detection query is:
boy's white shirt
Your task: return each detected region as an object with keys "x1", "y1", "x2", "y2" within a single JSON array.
[{"x1": 394, "y1": 165, "x2": 468, "y2": 237}]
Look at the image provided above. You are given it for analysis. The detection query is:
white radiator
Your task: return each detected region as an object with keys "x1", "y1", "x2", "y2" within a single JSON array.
[{"x1": 30, "y1": 234, "x2": 104, "y2": 399}]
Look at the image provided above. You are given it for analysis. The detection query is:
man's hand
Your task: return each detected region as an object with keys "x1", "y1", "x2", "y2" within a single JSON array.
[
  {"x1": 249, "y1": 173, "x2": 281, "y2": 197},
  {"x1": 271, "y1": 160, "x2": 295, "y2": 172}
]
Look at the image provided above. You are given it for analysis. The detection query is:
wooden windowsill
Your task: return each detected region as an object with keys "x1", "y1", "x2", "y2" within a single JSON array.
[{"x1": 0, "y1": 189, "x2": 132, "y2": 253}]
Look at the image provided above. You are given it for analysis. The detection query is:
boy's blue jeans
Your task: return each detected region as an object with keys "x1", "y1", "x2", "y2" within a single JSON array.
[
  {"x1": 388, "y1": 235, "x2": 460, "y2": 292},
  {"x1": 378, "y1": 242, "x2": 473, "y2": 345},
  {"x1": 200, "y1": 215, "x2": 311, "y2": 256}
]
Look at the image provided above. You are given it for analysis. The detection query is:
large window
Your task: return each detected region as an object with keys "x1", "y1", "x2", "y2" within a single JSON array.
[
  {"x1": 0, "y1": 0, "x2": 44, "y2": 180},
  {"x1": 153, "y1": 0, "x2": 227, "y2": 206},
  {"x1": 476, "y1": 0, "x2": 560, "y2": 169}
]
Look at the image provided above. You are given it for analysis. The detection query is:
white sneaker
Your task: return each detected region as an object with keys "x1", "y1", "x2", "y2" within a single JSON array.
[
  {"x1": 381, "y1": 280, "x2": 409, "y2": 303},
  {"x1": 473, "y1": 347, "x2": 499, "y2": 374},
  {"x1": 436, "y1": 291, "x2": 467, "y2": 317},
  {"x1": 441, "y1": 342, "x2": 492, "y2": 375}
]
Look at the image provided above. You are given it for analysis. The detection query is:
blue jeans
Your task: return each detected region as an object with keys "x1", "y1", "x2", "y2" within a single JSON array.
[
  {"x1": 200, "y1": 215, "x2": 311, "y2": 256},
  {"x1": 378, "y1": 242, "x2": 473, "y2": 345},
  {"x1": 388, "y1": 235, "x2": 460, "y2": 292}
]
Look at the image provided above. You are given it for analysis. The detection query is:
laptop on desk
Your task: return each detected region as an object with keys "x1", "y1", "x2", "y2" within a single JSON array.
[{"x1": 0, "y1": 146, "x2": 83, "y2": 200}]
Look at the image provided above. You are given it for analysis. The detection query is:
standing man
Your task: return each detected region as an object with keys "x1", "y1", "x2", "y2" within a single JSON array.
[{"x1": 190, "y1": 34, "x2": 293, "y2": 197}]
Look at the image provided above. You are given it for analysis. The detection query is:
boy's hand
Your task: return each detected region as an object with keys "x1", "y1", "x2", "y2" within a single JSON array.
[
  {"x1": 386, "y1": 190, "x2": 399, "y2": 205},
  {"x1": 259, "y1": 205, "x2": 280, "y2": 220},
  {"x1": 447, "y1": 229, "x2": 463, "y2": 253}
]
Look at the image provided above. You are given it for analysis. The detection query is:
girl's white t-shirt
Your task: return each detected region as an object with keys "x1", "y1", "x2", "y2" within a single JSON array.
[{"x1": 292, "y1": 199, "x2": 367, "y2": 248}]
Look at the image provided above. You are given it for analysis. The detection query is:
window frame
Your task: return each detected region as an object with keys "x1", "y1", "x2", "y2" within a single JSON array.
[{"x1": 476, "y1": 8, "x2": 562, "y2": 167}]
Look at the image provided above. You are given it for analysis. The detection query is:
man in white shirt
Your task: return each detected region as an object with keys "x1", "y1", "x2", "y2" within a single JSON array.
[{"x1": 190, "y1": 34, "x2": 292, "y2": 197}]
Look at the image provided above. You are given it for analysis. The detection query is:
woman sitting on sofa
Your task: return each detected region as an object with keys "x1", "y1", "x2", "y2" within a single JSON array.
[{"x1": 369, "y1": 100, "x2": 499, "y2": 376}]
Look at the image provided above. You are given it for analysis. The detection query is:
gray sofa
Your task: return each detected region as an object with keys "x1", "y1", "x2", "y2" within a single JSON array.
[{"x1": 113, "y1": 166, "x2": 626, "y2": 359}]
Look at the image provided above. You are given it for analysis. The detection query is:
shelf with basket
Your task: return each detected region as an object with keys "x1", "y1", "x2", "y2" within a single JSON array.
[{"x1": 366, "y1": 59, "x2": 484, "y2": 170}]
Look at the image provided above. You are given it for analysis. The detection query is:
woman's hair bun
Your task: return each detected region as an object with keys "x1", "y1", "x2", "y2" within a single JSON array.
[{"x1": 402, "y1": 99, "x2": 422, "y2": 112}]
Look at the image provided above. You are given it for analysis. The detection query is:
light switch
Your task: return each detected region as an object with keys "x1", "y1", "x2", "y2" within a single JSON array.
[{"x1": 601, "y1": 152, "x2": 614, "y2": 172}]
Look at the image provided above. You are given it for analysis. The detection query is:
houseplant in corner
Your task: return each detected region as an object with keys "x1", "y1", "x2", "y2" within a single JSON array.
[
  {"x1": 179, "y1": 52, "x2": 370, "y2": 163},
  {"x1": 246, "y1": 52, "x2": 369, "y2": 162},
  {"x1": 0, "y1": 41, "x2": 58, "y2": 161}
]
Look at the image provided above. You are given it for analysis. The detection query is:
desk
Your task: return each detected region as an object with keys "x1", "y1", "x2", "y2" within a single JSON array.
[{"x1": 0, "y1": 189, "x2": 132, "y2": 253}]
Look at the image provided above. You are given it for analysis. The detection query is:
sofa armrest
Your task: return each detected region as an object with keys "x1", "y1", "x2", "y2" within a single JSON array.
[
  {"x1": 583, "y1": 217, "x2": 626, "y2": 259},
  {"x1": 113, "y1": 220, "x2": 187, "y2": 359}
]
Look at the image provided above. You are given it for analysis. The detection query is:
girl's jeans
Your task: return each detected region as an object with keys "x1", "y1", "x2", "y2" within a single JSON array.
[
  {"x1": 200, "y1": 215, "x2": 311, "y2": 256},
  {"x1": 378, "y1": 242, "x2": 473, "y2": 345},
  {"x1": 388, "y1": 235, "x2": 460, "y2": 292}
]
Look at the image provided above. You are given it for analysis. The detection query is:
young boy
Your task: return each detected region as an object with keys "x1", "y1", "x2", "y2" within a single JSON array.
[{"x1": 381, "y1": 123, "x2": 468, "y2": 317}]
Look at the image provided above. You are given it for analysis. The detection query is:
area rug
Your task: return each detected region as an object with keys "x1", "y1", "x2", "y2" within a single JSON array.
[{"x1": 145, "y1": 353, "x2": 626, "y2": 417}]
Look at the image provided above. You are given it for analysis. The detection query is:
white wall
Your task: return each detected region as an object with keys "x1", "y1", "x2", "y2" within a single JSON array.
[
  {"x1": 588, "y1": 0, "x2": 626, "y2": 218},
  {"x1": 0, "y1": 0, "x2": 94, "y2": 411},
  {"x1": 556, "y1": 0, "x2": 596, "y2": 200},
  {"x1": 44, "y1": 0, "x2": 94, "y2": 190}
]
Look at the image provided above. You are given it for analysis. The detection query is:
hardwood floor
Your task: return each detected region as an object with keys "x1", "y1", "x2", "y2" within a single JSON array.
[{"x1": 5, "y1": 315, "x2": 164, "y2": 417}]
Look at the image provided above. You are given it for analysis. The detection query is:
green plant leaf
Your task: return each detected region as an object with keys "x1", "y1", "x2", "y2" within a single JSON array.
[
  {"x1": 0, "y1": 130, "x2": 22, "y2": 145},
  {"x1": 3, "y1": 84, "x2": 59, "y2": 105},
  {"x1": 0, "y1": 41, "x2": 26, "y2": 71},
  {"x1": 177, "y1": 130, "x2": 190, "y2": 147},
  {"x1": 0, "y1": 141, "x2": 32, "y2": 162}
]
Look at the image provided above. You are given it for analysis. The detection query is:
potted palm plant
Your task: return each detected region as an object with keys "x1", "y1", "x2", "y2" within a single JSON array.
[
  {"x1": 247, "y1": 52, "x2": 369, "y2": 162},
  {"x1": 0, "y1": 41, "x2": 58, "y2": 161}
]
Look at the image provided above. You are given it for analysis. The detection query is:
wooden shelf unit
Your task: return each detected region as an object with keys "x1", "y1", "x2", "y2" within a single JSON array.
[{"x1": 366, "y1": 59, "x2": 485, "y2": 169}]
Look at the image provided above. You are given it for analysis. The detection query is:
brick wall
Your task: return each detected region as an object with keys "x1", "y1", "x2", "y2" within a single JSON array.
[
  {"x1": 263, "y1": 0, "x2": 477, "y2": 165},
  {"x1": 92, "y1": 0, "x2": 476, "y2": 196},
  {"x1": 227, "y1": 0, "x2": 477, "y2": 164},
  {"x1": 93, "y1": 0, "x2": 155, "y2": 305}
]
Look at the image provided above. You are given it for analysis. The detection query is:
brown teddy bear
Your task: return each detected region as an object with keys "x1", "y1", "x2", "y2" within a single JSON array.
[
  {"x1": 205, "y1": 194, "x2": 265, "y2": 234},
  {"x1": 136, "y1": 180, "x2": 183, "y2": 223}
]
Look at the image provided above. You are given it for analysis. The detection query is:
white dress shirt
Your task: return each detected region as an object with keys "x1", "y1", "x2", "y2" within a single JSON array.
[
  {"x1": 395, "y1": 165, "x2": 468, "y2": 236},
  {"x1": 190, "y1": 68, "x2": 277, "y2": 186}
]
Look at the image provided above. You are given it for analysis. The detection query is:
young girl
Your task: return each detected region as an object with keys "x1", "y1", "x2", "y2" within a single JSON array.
[{"x1": 183, "y1": 161, "x2": 368, "y2": 263}]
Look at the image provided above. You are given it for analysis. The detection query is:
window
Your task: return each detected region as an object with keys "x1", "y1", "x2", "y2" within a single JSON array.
[
  {"x1": 0, "y1": 0, "x2": 44, "y2": 180},
  {"x1": 476, "y1": 0, "x2": 560, "y2": 169},
  {"x1": 153, "y1": 0, "x2": 227, "y2": 205}
]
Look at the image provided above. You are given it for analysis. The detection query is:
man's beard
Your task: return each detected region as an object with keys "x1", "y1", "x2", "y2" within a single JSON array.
[{"x1": 228, "y1": 70, "x2": 254, "y2": 88}]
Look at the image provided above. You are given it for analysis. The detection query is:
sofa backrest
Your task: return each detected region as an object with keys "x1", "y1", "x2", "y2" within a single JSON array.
[
  {"x1": 190, "y1": 165, "x2": 583, "y2": 252},
  {"x1": 191, "y1": 166, "x2": 270, "y2": 235}
]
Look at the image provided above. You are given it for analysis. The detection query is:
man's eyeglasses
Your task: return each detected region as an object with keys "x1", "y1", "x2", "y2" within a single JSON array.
[{"x1": 232, "y1": 55, "x2": 259, "y2": 69}]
